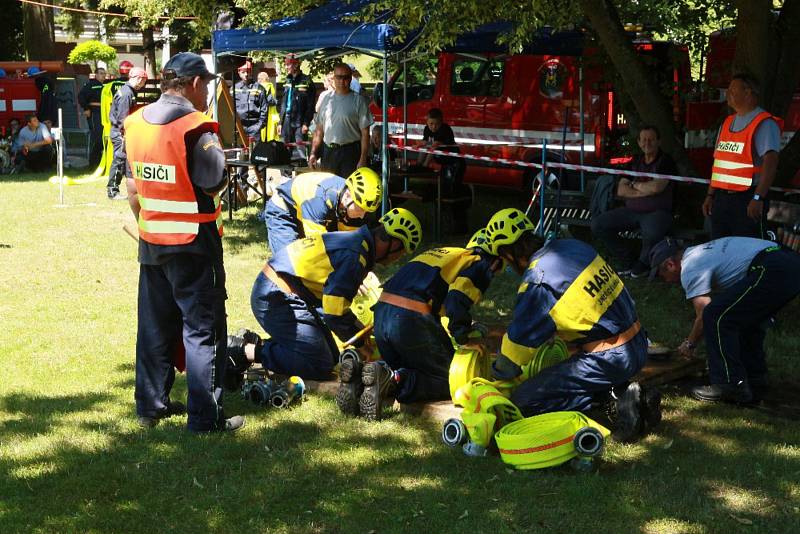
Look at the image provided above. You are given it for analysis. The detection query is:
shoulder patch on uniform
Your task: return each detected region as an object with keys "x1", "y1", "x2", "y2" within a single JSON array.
[{"x1": 202, "y1": 139, "x2": 221, "y2": 151}]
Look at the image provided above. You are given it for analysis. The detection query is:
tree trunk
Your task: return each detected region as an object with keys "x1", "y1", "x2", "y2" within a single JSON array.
[
  {"x1": 22, "y1": 0, "x2": 55, "y2": 61},
  {"x1": 142, "y1": 27, "x2": 158, "y2": 79},
  {"x1": 776, "y1": 133, "x2": 800, "y2": 187},
  {"x1": 768, "y1": 0, "x2": 800, "y2": 117},
  {"x1": 732, "y1": 0, "x2": 772, "y2": 89},
  {"x1": 577, "y1": 0, "x2": 694, "y2": 174}
]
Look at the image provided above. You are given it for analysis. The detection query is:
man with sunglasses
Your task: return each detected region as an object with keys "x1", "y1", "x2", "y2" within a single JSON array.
[
  {"x1": 263, "y1": 167, "x2": 382, "y2": 254},
  {"x1": 309, "y1": 63, "x2": 373, "y2": 178}
]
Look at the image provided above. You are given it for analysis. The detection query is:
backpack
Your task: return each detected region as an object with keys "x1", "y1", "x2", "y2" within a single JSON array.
[{"x1": 251, "y1": 140, "x2": 290, "y2": 166}]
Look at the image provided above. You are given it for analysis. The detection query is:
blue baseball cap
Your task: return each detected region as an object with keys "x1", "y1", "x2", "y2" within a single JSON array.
[
  {"x1": 162, "y1": 52, "x2": 216, "y2": 81},
  {"x1": 648, "y1": 238, "x2": 682, "y2": 280},
  {"x1": 27, "y1": 66, "x2": 41, "y2": 76}
]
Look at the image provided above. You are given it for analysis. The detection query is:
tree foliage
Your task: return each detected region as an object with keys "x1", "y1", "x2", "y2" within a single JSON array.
[
  {"x1": 67, "y1": 40, "x2": 117, "y2": 66},
  {"x1": 0, "y1": 0, "x2": 25, "y2": 60}
]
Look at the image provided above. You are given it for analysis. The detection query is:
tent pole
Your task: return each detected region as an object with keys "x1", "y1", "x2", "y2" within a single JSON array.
[
  {"x1": 381, "y1": 53, "x2": 389, "y2": 216},
  {"x1": 212, "y1": 47, "x2": 219, "y2": 123},
  {"x1": 579, "y1": 62, "x2": 585, "y2": 192},
  {"x1": 402, "y1": 53, "x2": 408, "y2": 168}
]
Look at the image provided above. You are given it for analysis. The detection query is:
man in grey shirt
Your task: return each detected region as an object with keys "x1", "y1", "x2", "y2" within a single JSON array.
[
  {"x1": 12, "y1": 114, "x2": 53, "y2": 172},
  {"x1": 309, "y1": 63, "x2": 373, "y2": 178},
  {"x1": 650, "y1": 237, "x2": 800, "y2": 405}
]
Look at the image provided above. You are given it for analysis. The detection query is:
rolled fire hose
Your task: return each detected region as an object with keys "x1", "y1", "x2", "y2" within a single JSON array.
[
  {"x1": 448, "y1": 346, "x2": 491, "y2": 403},
  {"x1": 494, "y1": 411, "x2": 610, "y2": 470}
]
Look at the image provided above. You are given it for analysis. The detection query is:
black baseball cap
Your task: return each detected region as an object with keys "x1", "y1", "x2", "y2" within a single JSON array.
[
  {"x1": 162, "y1": 52, "x2": 216, "y2": 81},
  {"x1": 648, "y1": 238, "x2": 682, "y2": 280}
]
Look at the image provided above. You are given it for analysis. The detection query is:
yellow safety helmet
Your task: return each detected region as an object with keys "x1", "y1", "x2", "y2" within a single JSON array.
[
  {"x1": 466, "y1": 228, "x2": 493, "y2": 254},
  {"x1": 345, "y1": 167, "x2": 382, "y2": 212},
  {"x1": 485, "y1": 208, "x2": 535, "y2": 255},
  {"x1": 378, "y1": 208, "x2": 422, "y2": 253}
]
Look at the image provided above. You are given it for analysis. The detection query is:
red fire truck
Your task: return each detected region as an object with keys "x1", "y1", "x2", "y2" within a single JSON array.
[{"x1": 372, "y1": 28, "x2": 798, "y2": 190}]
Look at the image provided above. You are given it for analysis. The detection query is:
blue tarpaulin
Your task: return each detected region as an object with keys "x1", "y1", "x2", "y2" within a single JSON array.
[
  {"x1": 211, "y1": 1, "x2": 585, "y2": 56},
  {"x1": 212, "y1": 0, "x2": 402, "y2": 54}
]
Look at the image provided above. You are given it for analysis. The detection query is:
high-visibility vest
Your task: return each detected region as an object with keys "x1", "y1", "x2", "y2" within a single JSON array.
[
  {"x1": 100, "y1": 80, "x2": 126, "y2": 136},
  {"x1": 260, "y1": 81, "x2": 280, "y2": 142},
  {"x1": 125, "y1": 109, "x2": 223, "y2": 245},
  {"x1": 710, "y1": 111, "x2": 778, "y2": 192}
]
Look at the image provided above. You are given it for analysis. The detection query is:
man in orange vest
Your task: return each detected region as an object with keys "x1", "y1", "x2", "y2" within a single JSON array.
[
  {"x1": 702, "y1": 73, "x2": 782, "y2": 239},
  {"x1": 125, "y1": 52, "x2": 244, "y2": 433}
]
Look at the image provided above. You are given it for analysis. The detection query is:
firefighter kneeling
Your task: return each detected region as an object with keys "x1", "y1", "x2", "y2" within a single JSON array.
[
  {"x1": 225, "y1": 208, "x2": 422, "y2": 386},
  {"x1": 485, "y1": 208, "x2": 662, "y2": 443}
]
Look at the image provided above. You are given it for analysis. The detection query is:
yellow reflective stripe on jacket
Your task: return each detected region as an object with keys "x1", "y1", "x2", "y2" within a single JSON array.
[
  {"x1": 548, "y1": 254, "x2": 623, "y2": 342},
  {"x1": 301, "y1": 218, "x2": 328, "y2": 238},
  {"x1": 412, "y1": 247, "x2": 480, "y2": 284},
  {"x1": 501, "y1": 333, "x2": 537, "y2": 367},
  {"x1": 138, "y1": 218, "x2": 199, "y2": 235},
  {"x1": 139, "y1": 196, "x2": 199, "y2": 214},
  {"x1": 322, "y1": 294, "x2": 350, "y2": 316},
  {"x1": 451, "y1": 275, "x2": 482, "y2": 303},
  {"x1": 286, "y1": 235, "x2": 334, "y2": 299}
]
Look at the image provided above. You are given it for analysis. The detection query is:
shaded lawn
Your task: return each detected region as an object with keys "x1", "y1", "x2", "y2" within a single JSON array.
[{"x1": 0, "y1": 171, "x2": 798, "y2": 533}]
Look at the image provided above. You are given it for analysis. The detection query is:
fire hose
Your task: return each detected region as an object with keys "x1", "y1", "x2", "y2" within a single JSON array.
[{"x1": 494, "y1": 411, "x2": 610, "y2": 470}]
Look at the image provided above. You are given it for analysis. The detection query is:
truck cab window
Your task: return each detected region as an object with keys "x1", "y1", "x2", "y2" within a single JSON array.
[
  {"x1": 451, "y1": 58, "x2": 505, "y2": 97},
  {"x1": 388, "y1": 58, "x2": 438, "y2": 106}
]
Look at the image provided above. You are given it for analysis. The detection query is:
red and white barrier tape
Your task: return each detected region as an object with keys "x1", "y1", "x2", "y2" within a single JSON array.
[{"x1": 387, "y1": 143, "x2": 800, "y2": 195}]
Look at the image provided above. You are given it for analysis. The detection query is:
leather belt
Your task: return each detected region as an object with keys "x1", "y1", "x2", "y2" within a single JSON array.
[
  {"x1": 582, "y1": 321, "x2": 641, "y2": 353},
  {"x1": 378, "y1": 292, "x2": 432, "y2": 315},
  {"x1": 325, "y1": 141, "x2": 360, "y2": 149},
  {"x1": 262, "y1": 264, "x2": 295, "y2": 295}
]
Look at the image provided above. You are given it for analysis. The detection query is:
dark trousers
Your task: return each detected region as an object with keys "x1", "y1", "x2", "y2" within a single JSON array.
[
  {"x1": 88, "y1": 110, "x2": 104, "y2": 168},
  {"x1": 511, "y1": 331, "x2": 648, "y2": 417},
  {"x1": 264, "y1": 199, "x2": 300, "y2": 254},
  {"x1": 322, "y1": 142, "x2": 360, "y2": 178},
  {"x1": 702, "y1": 247, "x2": 800, "y2": 385},
  {"x1": 136, "y1": 256, "x2": 228, "y2": 432},
  {"x1": 250, "y1": 272, "x2": 336, "y2": 380},
  {"x1": 282, "y1": 124, "x2": 307, "y2": 161},
  {"x1": 18, "y1": 146, "x2": 54, "y2": 172},
  {"x1": 711, "y1": 189, "x2": 769, "y2": 240},
  {"x1": 591, "y1": 207, "x2": 673, "y2": 267},
  {"x1": 373, "y1": 303, "x2": 455, "y2": 403},
  {"x1": 241, "y1": 119, "x2": 261, "y2": 141},
  {"x1": 106, "y1": 130, "x2": 126, "y2": 192}
]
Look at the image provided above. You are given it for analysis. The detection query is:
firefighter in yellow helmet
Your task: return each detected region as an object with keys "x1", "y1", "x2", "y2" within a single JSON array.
[
  {"x1": 337, "y1": 228, "x2": 502, "y2": 420},
  {"x1": 485, "y1": 208, "x2": 661, "y2": 442},
  {"x1": 226, "y1": 208, "x2": 422, "y2": 384},
  {"x1": 264, "y1": 166, "x2": 382, "y2": 253}
]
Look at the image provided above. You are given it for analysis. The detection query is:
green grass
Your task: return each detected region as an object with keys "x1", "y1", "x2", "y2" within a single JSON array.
[{"x1": 1, "y1": 171, "x2": 799, "y2": 533}]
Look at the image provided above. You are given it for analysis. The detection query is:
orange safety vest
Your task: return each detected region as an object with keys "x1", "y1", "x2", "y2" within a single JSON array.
[
  {"x1": 125, "y1": 109, "x2": 224, "y2": 245},
  {"x1": 710, "y1": 111, "x2": 778, "y2": 192}
]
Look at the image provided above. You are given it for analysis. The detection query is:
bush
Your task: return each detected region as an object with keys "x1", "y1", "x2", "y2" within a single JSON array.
[{"x1": 68, "y1": 40, "x2": 117, "y2": 67}]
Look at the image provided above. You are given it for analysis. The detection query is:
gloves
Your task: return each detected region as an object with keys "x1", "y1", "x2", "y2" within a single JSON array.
[{"x1": 492, "y1": 354, "x2": 522, "y2": 381}]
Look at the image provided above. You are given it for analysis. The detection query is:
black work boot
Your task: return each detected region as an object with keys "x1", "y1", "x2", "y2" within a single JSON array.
[
  {"x1": 137, "y1": 400, "x2": 187, "y2": 428},
  {"x1": 359, "y1": 361, "x2": 397, "y2": 421},
  {"x1": 691, "y1": 381, "x2": 753, "y2": 405},
  {"x1": 223, "y1": 329, "x2": 260, "y2": 392},
  {"x1": 335, "y1": 349, "x2": 364, "y2": 416},
  {"x1": 611, "y1": 382, "x2": 644, "y2": 443},
  {"x1": 640, "y1": 386, "x2": 662, "y2": 433}
]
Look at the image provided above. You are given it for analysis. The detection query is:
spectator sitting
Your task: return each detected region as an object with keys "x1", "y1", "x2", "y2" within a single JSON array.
[
  {"x1": 591, "y1": 125, "x2": 677, "y2": 278},
  {"x1": 421, "y1": 107, "x2": 469, "y2": 233},
  {"x1": 12, "y1": 114, "x2": 54, "y2": 172}
]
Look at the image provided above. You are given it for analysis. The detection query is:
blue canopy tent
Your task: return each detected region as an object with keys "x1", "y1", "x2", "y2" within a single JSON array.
[{"x1": 211, "y1": 1, "x2": 588, "y2": 215}]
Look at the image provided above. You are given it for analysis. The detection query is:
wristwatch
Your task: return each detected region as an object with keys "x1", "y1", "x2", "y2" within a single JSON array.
[{"x1": 753, "y1": 193, "x2": 763, "y2": 201}]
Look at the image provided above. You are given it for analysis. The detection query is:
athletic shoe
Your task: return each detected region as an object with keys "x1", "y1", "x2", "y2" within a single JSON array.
[
  {"x1": 626, "y1": 261, "x2": 650, "y2": 279},
  {"x1": 137, "y1": 400, "x2": 187, "y2": 428},
  {"x1": 611, "y1": 382, "x2": 644, "y2": 443},
  {"x1": 190, "y1": 415, "x2": 246, "y2": 434},
  {"x1": 691, "y1": 382, "x2": 753, "y2": 405},
  {"x1": 335, "y1": 349, "x2": 363, "y2": 416},
  {"x1": 359, "y1": 361, "x2": 397, "y2": 421}
]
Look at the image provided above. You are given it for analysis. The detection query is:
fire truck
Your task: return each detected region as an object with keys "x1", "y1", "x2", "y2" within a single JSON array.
[{"x1": 372, "y1": 28, "x2": 799, "y2": 190}]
